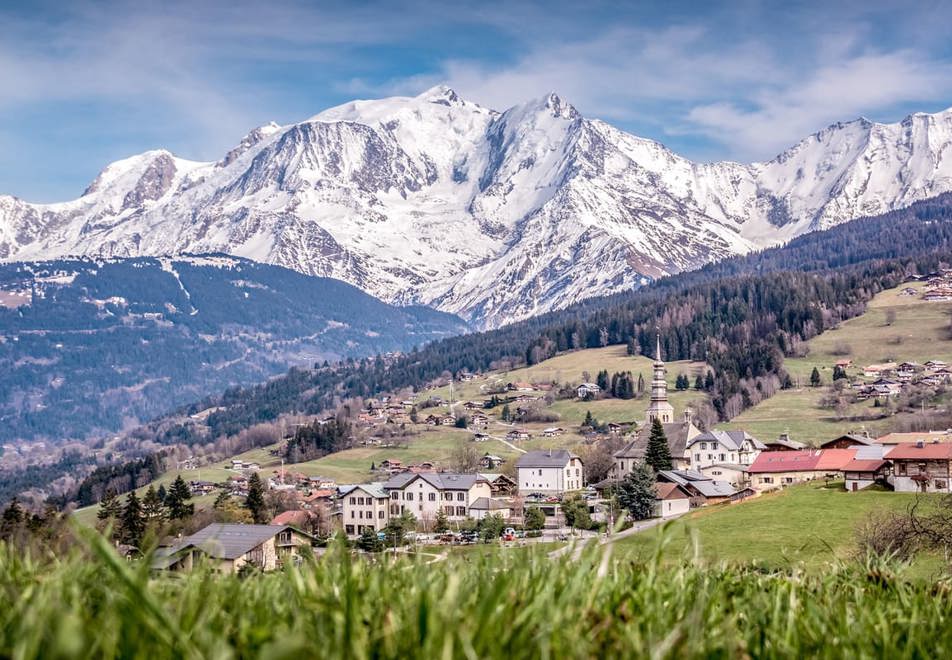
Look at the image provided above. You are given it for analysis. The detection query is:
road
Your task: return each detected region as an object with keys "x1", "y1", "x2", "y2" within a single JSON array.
[{"x1": 547, "y1": 513, "x2": 686, "y2": 560}]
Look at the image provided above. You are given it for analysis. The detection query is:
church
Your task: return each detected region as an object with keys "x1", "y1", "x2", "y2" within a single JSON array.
[{"x1": 611, "y1": 335, "x2": 701, "y2": 478}]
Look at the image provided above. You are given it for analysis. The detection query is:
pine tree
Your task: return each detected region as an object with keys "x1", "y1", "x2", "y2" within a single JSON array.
[
  {"x1": 213, "y1": 490, "x2": 231, "y2": 510},
  {"x1": 694, "y1": 374, "x2": 704, "y2": 390},
  {"x1": 832, "y1": 365, "x2": 847, "y2": 381},
  {"x1": 119, "y1": 491, "x2": 145, "y2": 548},
  {"x1": 596, "y1": 370, "x2": 609, "y2": 392},
  {"x1": 637, "y1": 373, "x2": 646, "y2": 396},
  {"x1": 810, "y1": 367, "x2": 822, "y2": 387},
  {"x1": 0, "y1": 498, "x2": 25, "y2": 540},
  {"x1": 97, "y1": 488, "x2": 122, "y2": 523},
  {"x1": 245, "y1": 472, "x2": 267, "y2": 524},
  {"x1": 644, "y1": 418, "x2": 672, "y2": 472},
  {"x1": 165, "y1": 476, "x2": 194, "y2": 520},
  {"x1": 616, "y1": 463, "x2": 656, "y2": 521},
  {"x1": 583, "y1": 410, "x2": 596, "y2": 429},
  {"x1": 141, "y1": 485, "x2": 165, "y2": 522},
  {"x1": 501, "y1": 404, "x2": 512, "y2": 422},
  {"x1": 704, "y1": 371, "x2": 715, "y2": 391},
  {"x1": 156, "y1": 484, "x2": 167, "y2": 503}
]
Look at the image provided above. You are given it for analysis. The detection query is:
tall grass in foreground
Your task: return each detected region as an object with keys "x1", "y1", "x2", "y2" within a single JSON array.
[{"x1": 2, "y1": 531, "x2": 952, "y2": 659}]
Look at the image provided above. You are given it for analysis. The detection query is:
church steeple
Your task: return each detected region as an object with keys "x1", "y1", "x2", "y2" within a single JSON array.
[{"x1": 646, "y1": 332, "x2": 674, "y2": 424}]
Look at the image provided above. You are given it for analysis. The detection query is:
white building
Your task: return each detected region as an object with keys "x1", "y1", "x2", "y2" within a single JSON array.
[
  {"x1": 340, "y1": 483, "x2": 389, "y2": 537},
  {"x1": 384, "y1": 472, "x2": 492, "y2": 524},
  {"x1": 646, "y1": 334, "x2": 675, "y2": 424},
  {"x1": 685, "y1": 430, "x2": 765, "y2": 469},
  {"x1": 516, "y1": 449, "x2": 584, "y2": 495}
]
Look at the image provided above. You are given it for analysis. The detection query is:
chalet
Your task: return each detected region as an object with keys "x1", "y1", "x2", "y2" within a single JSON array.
[
  {"x1": 510, "y1": 381, "x2": 537, "y2": 392},
  {"x1": 188, "y1": 480, "x2": 217, "y2": 496},
  {"x1": 340, "y1": 483, "x2": 390, "y2": 537},
  {"x1": 877, "y1": 430, "x2": 952, "y2": 446},
  {"x1": 685, "y1": 429, "x2": 765, "y2": 468},
  {"x1": 470, "y1": 414, "x2": 490, "y2": 428},
  {"x1": 479, "y1": 453, "x2": 505, "y2": 469},
  {"x1": 747, "y1": 449, "x2": 857, "y2": 490},
  {"x1": 379, "y1": 459, "x2": 403, "y2": 474},
  {"x1": 863, "y1": 362, "x2": 898, "y2": 378},
  {"x1": 458, "y1": 372, "x2": 476, "y2": 381},
  {"x1": 762, "y1": 434, "x2": 807, "y2": 452},
  {"x1": 576, "y1": 382, "x2": 601, "y2": 399},
  {"x1": 423, "y1": 414, "x2": 441, "y2": 426},
  {"x1": 699, "y1": 463, "x2": 751, "y2": 489},
  {"x1": 472, "y1": 432, "x2": 490, "y2": 442},
  {"x1": 541, "y1": 427, "x2": 565, "y2": 438},
  {"x1": 516, "y1": 449, "x2": 584, "y2": 495},
  {"x1": 439, "y1": 414, "x2": 457, "y2": 426},
  {"x1": 612, "y1": 417, "x2": 701, "y2": 477},
  {"x1": 270, "y1": 510, "x2": 315, "y2": 528},
  {"x1": 834, "y1": 359, "x2": 853, "y2": 368},
  {"x1": 479, "y1": 472, "x2": 517, "y2": 496},
  {"x1": 899, "y1": 287, "x2": 918, "y2": 296},
  {"x1": 506, "y1": 429, "x2": 532, "y2": 441},
  {"x1": 841, "y1": 445, "x2": 890, "y2": 492},
  {"x1": 462, "y1": 401, "x2": 484, "y2": 410},
  {"x1": 299, "y1": 489, "x2": 335, "y2": 509},
  {"x1": 153, "y1": 524, "x2": 316, "y2": 573},
  {"x1": 607, "y1": 422, "x2": 622, "y2": 435},
  {"x1": 384, "y1": 472, "x2": 492, "y2": 521},
  {"x1": 654, "y1": 482, "x2": 691, "y2": 518},
  {"x1": 925, "y1": 360, "x2": 948, "y2": 371},
  {"x1": 923, "y1": 288, "x2": 952, "y2": 302},
  {"x1": 405, "y1": 461, "x2": 436, "y2": 474},
  {"x1": 887, "y1": 442, "x2": 952, "y2": 493},
  {"x1": 656, "y1": 470, "x2": 741, "y2": 506},
  {"x1": 819, "y1": 433, "x2": 876, "y2": 450}
]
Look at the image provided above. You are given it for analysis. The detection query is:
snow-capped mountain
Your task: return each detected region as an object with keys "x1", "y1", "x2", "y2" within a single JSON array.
[{"x1": 3, "y1": 86, "x2": 952, "y2": 328}]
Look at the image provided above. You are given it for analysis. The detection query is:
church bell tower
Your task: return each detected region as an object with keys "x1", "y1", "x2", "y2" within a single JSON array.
[{"x1": 646, "y1": 333, "x2": 674, "y2": 424}]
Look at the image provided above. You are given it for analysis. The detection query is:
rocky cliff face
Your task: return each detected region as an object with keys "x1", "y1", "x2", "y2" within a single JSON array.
[{"x1": 3, "y1": 86, "x2": 951, "y2": 328}]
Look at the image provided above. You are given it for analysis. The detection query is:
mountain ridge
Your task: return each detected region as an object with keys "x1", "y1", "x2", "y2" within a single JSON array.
[{"x1": 3, "y1": 87, "x2": 952, "y2": 327}]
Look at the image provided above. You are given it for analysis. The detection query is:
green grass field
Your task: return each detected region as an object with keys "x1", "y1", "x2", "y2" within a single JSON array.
[{"x1": 616, "y1": 482, "x2": 942, "y2": 572}]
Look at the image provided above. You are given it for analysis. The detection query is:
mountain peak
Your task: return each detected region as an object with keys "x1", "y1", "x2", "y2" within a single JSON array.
[
  {"x1": 540, "y1": 92, "x2": 579, "y2": 120},
  {"x1": 416, "y1": 84, "x2": 461, "y2": 105}
]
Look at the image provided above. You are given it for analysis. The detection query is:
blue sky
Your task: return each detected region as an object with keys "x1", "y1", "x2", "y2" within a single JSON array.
[{"x1": 2, "y1": 0, "x2": 952, "y2": 201}]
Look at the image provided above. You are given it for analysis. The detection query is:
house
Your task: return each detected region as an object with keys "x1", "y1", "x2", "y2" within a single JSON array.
[
  {"x1": 470, "y1": 414, "x2": 490, "y2": 429},
  {"x1": 479, "y1": 472, "x2": 517, "y2": 496},
  {"x1": 685, "y1": 429, "x2": 765, "y2": 469},
  {"x1": 384, "y1": 472, "x2": 492, "y2": 522},
  {"x1": 841, "y1": 445, "x2": 890, "y2": 492},
  {"x1": 472, "y1": 431, "x2": 490, "y2": 442},
  {"x1": 877, "y1": 430, "x2": 952, "y2": 446},
  {"x1": 340, "y1": 483, "x2": 390, "y2": 537},
  {"x1": 886, "y1": 442, "x2": 952, "y2": 493},
  {"x1": 462, "y1": 401, "x2": 484, "y2": 410},
  {"x1": 656, "y1": 470, "x2": 741, "y2": 506},
  {"x1": 576, "y1": 382, "x2": 601, "y2": 399},
  {"x1": 761, "y1": 434, "x2": 807, "y2": 452},
  {"x1": 506, "y1": 429, "x2": 532, "y2": 441},
  {"x1": 654, "y1": 482, "x2": 691, "y2": 518},
  {"x1": 516, "y1": 449, "x2": 584, "y2": 495},
  {"x1": 153, "y1": 524, "x2": 316, "y2": 573},
  {"x1": 541, "y1": 427, "x2": 565, "y2": 437},
  {"x1": 834, "y1": 359, "x2": 853, "y2": 368},
  {"x1": 188, "y1": 480, "x2": 217, "y2": 496},
  {"x1": 479, "y1": 453, "x2": 505, "y2": 469},
  {"x1": 439, "y1": 414, "x2": 457, "y2": 426},
  {"x1": 819, "y1": 433, "x2": 876, "y2": 450},
  {"x1": 699, "y1": 463, "x2": 751, "y2": 489},
  {"x1": 379, "y1": 459, "x2": 403, "y2": 474},
  {"x1": 747, "y1": 449, "x2": 857, "y2": 490},
  {"x1": 270, "y1": 510, "x2": 315, "y2": 528},
  {"x1": 925, "y1": 360, "x2": 948, "y2": 371},
  {"x1": 510, "y1": 381, "x2": 537, "y2": 392},
  {"x1": 468, "y1": 497, "x2": 512, "y2": 520},
  {"x1": 611, "y1": 417, "x2": 702, "y2": 478},
  {"x1": 863, "y1": 362, "x2": 898, "y2": 378}
]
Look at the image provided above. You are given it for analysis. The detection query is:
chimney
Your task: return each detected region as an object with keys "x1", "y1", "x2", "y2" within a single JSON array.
[
  {"x1": 916, "y1": 440, "x2": 925, "y2": 448},
  {"x1": 779, "y1": 433, "x2": 790, "y2": 442}
]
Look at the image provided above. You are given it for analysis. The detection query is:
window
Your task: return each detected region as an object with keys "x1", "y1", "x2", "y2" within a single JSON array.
[
  {"x1": 378, "y1": 510, "x2": 385, "y2": 518},
  {"x1": 349, "y1": 497, "x2": 356, "y2": 505},
  {"x1": 429, "y1": 493, "x2": 436, "y2": 501},
  {"x1": 719, "y1": 454, "x2": 726, "y2": 461},
  {"x1": 783, "y1": 477, "x2": 794, "y2": 484},
  {"x1": 576, "y1": 469, "x2": 580, "y2": 476},
  {"x1": 620, "y1": 461, "x2": 625, "y2": 470},
  {"x1": 350, "y1": 511, "x2": 355, "y2": 519},
  {"x1": 345, "y1": 525, "x2": 355, "y2": 535},
  {"x1": 695, "y1": 454, "x2": 701, "y2": 462},
  {"x1": 538, "y1": 469, "x2": 543, "y2": 476},
  {"x1": 391, "y1": 492, "x2": 398, "y2": 500},
  {"x1": 899, "y1": 462, "x2": 907, "y2": 476},
  {"x1": 762, "y1": 477, "x2": 774, "y2": 484},
  {"x1": 457, "y1": 492, "x2": 465, "y2": 501},
  {"x1": 406, "y1": 492, "x2": 414, "y2": 501},
  {"x1": 444, "y1": 506, "x2": 454, "y2": 515},
  {"x1": 700, "y1": 442, "x2": 707, "y2": 450},
  {"x1": 456, "y1": 506, "x2": 466, "y2": 516}
]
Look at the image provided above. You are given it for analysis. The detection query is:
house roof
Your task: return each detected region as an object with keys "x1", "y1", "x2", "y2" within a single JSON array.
[
  {"x1": 515, "y1": 449, "x2": 579, "y2": 469},
  {"x1": 841, "y1": 458, "x2": 888, "y2": 473},
  {"x1": 702, "y1": 463, "x2": 751, "y2": 473},
  {"x1": 886, "y1": 443, "x2": 952, "y2": 460},
  {"x1": 384, "y1": 472, "x2": 487, "y2": 490},
  {"x1": 340, "y1": 482, "x2": 388, "y2": 499},
  {"x1": 655, "y1": 482, "x2": 690, "y2": 500},
  {"x1": 657, "y1": 470, "x2": 736, "y2": 498},
  {"x1": 469, "y1": 497, "x2": 511, "y2": 511},
  {"x1": 478, "y1": 473, "x2": 515, "y2": 485},
  {"x1": 763, "y1": 437, "x2": 807, "y2": 450},
  {"x1": 688, "y1": 429, "x2": 766, "y2": 452},
  {"x1": 819, "y1": 434, "x2": 877, "y2": 448},
  {"x1": 270, "y1": 510, "x2": 312, "y2": 526},
  {"x1": 877, "y1": 431, "x2": 952, "y2": 445},
  {"x1": 171, "y1": 524, "x2": 305, "y2": 561},
  {"x1": 815, "y1": 448, "x2": 859, "y2": 470},
  {"x1": 748, "y1": 450, "x2": 821, "y2": 473},
  {"x1": 614, "y1": 421, "x2": 701, "y2": 459}
]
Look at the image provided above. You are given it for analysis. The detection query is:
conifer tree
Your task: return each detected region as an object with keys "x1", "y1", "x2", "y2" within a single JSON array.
[
  {"x1": 694, "y1": 374, "x2": 704, "y2": 390},
  {"x1": 434, "y1": 509, "x2": 449, "y2": 534},
  {"x1": 141, "y1": 485, "x2": 165, "y2": 521},
  {"x1": 97, "y1": 488, "x2": 122, "y2": 523},
  {"x1": 0, "y1": 498, "x2": 25, "y2": 540},
  {"x1": 119, "y1": 491, "x2": 145, "y2": 547},
  {"x1": 617, "y1": 463, "x2": 657, "y2": 521},
  {"x1": 501, "y1": 404, "x2": 512, "y2": 422},
  {"x1": 156, "y1": 484, "x2": 167, "y2": 503},
  {"x1": 165, "y1": 476, "x2": 194, "y2": 520},
  {"x1": 810, "y1": 367, "x2": 822, "y2": 387},
  {"x1": 637, "y1": 373, "x2": 646, "y2": 396},
  {"x1": 245, "y1": 473, "x2": 268, "y2": 524},
  {"x1": 583, "y1": 410, "x2": 596, "y2": 429},
  {"x1": 644, "y1": 418, "x2": 672, "y2": 472},
  {"x1": 704, "y1": 371, "x2": 715, "y2": 391}
]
